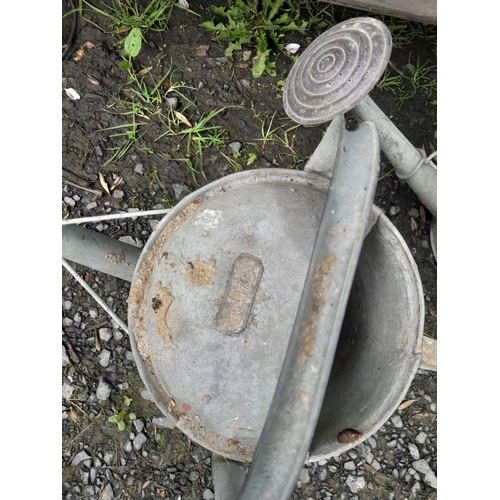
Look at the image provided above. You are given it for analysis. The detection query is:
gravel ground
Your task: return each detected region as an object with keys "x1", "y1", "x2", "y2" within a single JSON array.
[{"x1": 62, "y1": 217, "x2": 436, "y2": 500}]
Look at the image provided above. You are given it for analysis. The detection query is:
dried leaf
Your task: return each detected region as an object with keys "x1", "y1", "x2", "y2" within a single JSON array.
[
  {"x1": 69, "y1": 410, "x2": 79, "y2": 423},
  {"x1": 110, "y1": 176, "x2": 123, "y2": 191},
  {"x1": 429, "y1": 307, "x2": 437, "y2": 318},
  {"x1": 136, "y1": 66, "x2": 153, "y2": 76},
  {"x1": 86, "y1": 74, "x2": 100, "y2": 85},
  {"x1": 398, "y1": 398, "x2": 418, "y2": 410},
  {"x1": 74, "y1": 48, "x2": 84, "y2": 61},
  {"x1": 117, "y1": 26, "x2": 131, "y2": 34},
  {"x1": 410, "y1": 217, "x2": 418, "y2": 232},
  {"x1": 419, "y1": 204, "x2": 426, "y2": 224},
  {"x1": 83, "y1": 41, "x2": 95, "y2": 49},
  {"x1": 242, "y1": 50, "x2": 252, "y2": 62},
  {"x1": 99, "y1": 172, "x2": 111, "y2": 195},
  {"x1": 174, "y1": 110, "x2": 193, "y2": 128},
  {"x1": 142, "y1": 480, "x2": 151, "y2": 490},
  {"x1": 95, "y1": 335, "x2": 101, "y2": 352},
  {"x1": 195, "y1": 45, "x2": 210, "y2": 57}
]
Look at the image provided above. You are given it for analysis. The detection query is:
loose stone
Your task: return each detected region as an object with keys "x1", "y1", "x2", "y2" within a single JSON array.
[
  {"x1": 96, "y1": 380, "x2": 112, "y2": 400},
  {"x1": 345, "y1": 474, "x2": 366, "y2": 494}
]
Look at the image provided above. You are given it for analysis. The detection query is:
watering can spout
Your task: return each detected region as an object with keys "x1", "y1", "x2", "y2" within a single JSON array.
[{"x1": 351, "y1": 96, "x2": 437, "y2": 219}]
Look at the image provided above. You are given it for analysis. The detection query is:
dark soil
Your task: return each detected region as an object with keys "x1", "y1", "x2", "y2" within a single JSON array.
[{"x1": 62, "y1": 2, "x2": 437, "y2": 498}]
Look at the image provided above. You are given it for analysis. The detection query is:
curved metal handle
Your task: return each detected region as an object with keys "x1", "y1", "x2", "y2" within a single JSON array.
[{"x1": 212, "y1": 118, "x2": 381, "y2": 500}]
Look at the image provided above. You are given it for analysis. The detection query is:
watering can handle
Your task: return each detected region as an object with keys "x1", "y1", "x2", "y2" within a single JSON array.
[{"x1": 213, "y1": 117, "x2": 381, "y2": 500}]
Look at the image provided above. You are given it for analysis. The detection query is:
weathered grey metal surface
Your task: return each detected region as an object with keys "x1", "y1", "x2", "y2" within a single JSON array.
[
  {"x1": 283, "y1": 17, "x2": 392, "y2": 125},
  {"x1": 62, "y1": 224, "x2": 141, "y2": 282},
  {"x1": 320, "y1": 0, "x2": 437, "y2": 25},
  {"x1": 127, "y1": 165, "x2": 424, "y2": 467},
  {"x1": 128, "y1": 169, "x2": 332, "y2": 462}
]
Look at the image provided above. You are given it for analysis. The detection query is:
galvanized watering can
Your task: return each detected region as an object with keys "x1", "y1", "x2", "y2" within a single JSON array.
[{"x1": 63, "y1": 17, "x2": 436, "y2": 500}]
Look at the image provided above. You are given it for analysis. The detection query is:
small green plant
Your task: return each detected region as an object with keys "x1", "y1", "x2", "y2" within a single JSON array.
[
  {"x1": 200, "y1": 0, "x2": 315, "y2": 78},
  {"x1": 108, "y1": 396, "x2": 136, "y2": 431},
  {"x1": 147, "y1": 169, "x2": 165, "y2": 189},
  {"x1": 220, "y1": 151, "x2": 243, "y2": 172},
  {"x1": 246, "y1": 152, "x2": 257, "y2": 166}
]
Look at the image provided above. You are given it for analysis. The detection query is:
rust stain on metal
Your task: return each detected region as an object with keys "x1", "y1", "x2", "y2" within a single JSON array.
[
  {"x1": 152, "y1": 282, "x2": 175, "y2": 347},
  {"x1": 184, "y1": 255, "x2": 216, "y2": 286},
  {"x1": 337, "y1": 428, "x2": 362, "y2": 444},
  {"x1": 216, "y1": 254, "x2": 264, "y2": 333},
  {"x1": 298, "y1": 255, "x2": 336, "y2": 364},
  {"x1": 128, "y1": 202, "x2": 200, "y2": 361}
]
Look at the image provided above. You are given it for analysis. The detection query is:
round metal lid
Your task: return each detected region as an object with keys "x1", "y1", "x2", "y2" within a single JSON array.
[
  {"x1": 283, "y1": 17, "x2": 392, "y2": 125},
  {"x1": 128, "y1": 169, "x2": 330, "y2": 461}
]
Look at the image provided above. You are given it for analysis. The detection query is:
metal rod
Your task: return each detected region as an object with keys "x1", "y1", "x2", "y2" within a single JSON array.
[
  {"x1": 62, "y1": 208, "x2": 172, "y2": 225},
  {"x1": 62, "y1": 258, "x2": 129, "y2": 334},
  {"x1": 62, "y1": 225, "x2": 141, "y2": 282}
]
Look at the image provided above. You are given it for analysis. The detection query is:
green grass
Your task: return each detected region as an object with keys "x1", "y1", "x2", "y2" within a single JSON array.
[
  {"x1": 199, "y1": 0, "x2": 332, "y2": 78},
  {"x1": 157, "y1": 106, "x2": 241, "y2": 182}
]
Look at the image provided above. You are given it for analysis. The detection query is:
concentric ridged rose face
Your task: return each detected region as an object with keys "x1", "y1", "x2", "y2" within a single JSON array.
[{"x1": 283, "y1": 17, "x2": 392, "y2": 125}]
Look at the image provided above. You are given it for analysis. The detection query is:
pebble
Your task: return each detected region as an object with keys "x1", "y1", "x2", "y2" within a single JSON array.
[
  {"x1": 119, "y1": 235, "x2": 142, "y2": 247},
  {"x1": 64, "y1": 196, "x2": 76, "y2": 207},
  {"x1": 98, "y1": 349, "x2": 111, "y2": 368},
  {"x1": 344, "y1": 461, "x2": 356, "y2": 471},
  {"x1": 73, "y1": 450, "x2": 92, "y2": 466},
  {"x1": 412, "y1": 459, "x2": 437, "y2": 488},
  {"x1": 103, "y1": 451, "x2": 114, "y2": 465},
  {"x1": 113, "y1": 329, "x2": 124, "y2": 341},
  {"x1": 153, "y1": 415, "x2": 176, "y2": 430},
  {"x1": 391, "y1": 415, "x2": 403, "y2": 428},
  {"x1": 318, "y1": 467, "x2": 327, "y2": 481},
  {"x1": 134, "y1": 163, "x2": 144, "y2": 175},
  {"x1": 133, "y1": 419, "x2": 145, "y2": 433},
  {"x1": 166, "y1": 97, "x2": 178, "y2": 109},
  {"x1": 389, "y1": 206, "x2": 401, "y2": 216},
  {"x1": 86, "y1": 202, "x2": 98, "y2": 210},
  {"x1": 203, "y1": 489, "x2": 215, "y2": 499},
  {"x1": 298, "y1": 467, "x2": 310, "y2": 485},
  {"x1": 408, "y1": 207, "x2": 420, "y2": 218},
  {"x1": 62, "y1": 346, "x2": 70, "y2": 367},
  {"x1": 99, "y1": 328, "x2": 113, "y2": 342},
  {"x1": 96, "y1": 380, "x2": 112, "y2": 400},
  {"x1": 101, "y1": 483, "x2": 114, "y2": 500},
  {"x1": 416, "y1": 432, "x2": 427, "y2": 444},
  {"x1": 408, "y1": 443, "x2": 420, "y2": 460},
  {"x1": 133, "y1": 432, "x2": 147, "y2": 450},
  {"x1": 62, "y1": 383, "x2": 74, "y2": 399},
  {"x1": 123, "y1": 440, "x2": 133, "y2": 453},
  {"x1": 345, "y1": 474, "x2": 366, "y2": 494},
  {"x1": 113, "y1": 189, "x2": 125, "y2": 200},
  {"x1": 227, "y1": 141, "x2": 242, "y2": 154},
  {"x1": 63, "y1": 317, "x2": 73, "y2": 327},
  {"x1": 173, "y1": 182, "x2": 189, "y2": 200}
]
